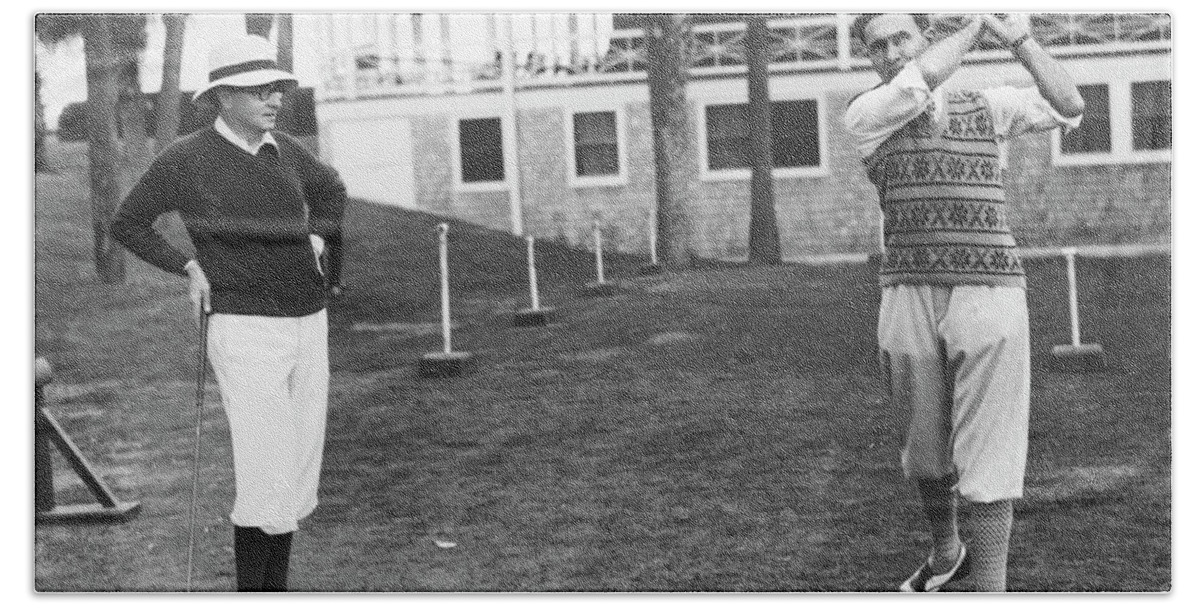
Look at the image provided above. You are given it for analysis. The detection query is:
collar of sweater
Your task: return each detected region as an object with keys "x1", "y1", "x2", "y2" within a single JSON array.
[{"x1": 214, "y1": 116, "x2": 279, "y2": 156}]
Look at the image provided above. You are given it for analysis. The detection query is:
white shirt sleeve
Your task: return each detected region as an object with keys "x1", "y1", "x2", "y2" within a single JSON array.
[
  {"x1": 979, "y1": 85, "x2": 1084, "y2": 140},
  {"x1": 843, "y1": 63, "x2": 935, "y2": 159}
]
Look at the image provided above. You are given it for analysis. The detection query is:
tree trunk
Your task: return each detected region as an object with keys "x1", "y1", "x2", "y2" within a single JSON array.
[
  {"x1": 274, "y1": 13, "x2": 305, "y2": 146},
  {"x1": 82, "y1": 17, "x2": 128, "y2": 284},
  {"x1": 154, "y1": 13, "x2": 186, "y2": 152},
  {"x1": 745, "y1": 15, "x2": 782, "y2": 265},
  {"x1": 35, "y1": 71, "x2": 49, "y2": 172},
  {"x1": 276, "y1": 13, "x2": 293, "y2": 71},
  {"x1": 646, "y1": 14, "x2": 698, "y2": 268},
  {"x1": 82, "y1": 16, "x2": 126, "y2": 284},
  {"x1": 245, "y1": 13, "x2": 274, "y2": 38},
  {"x1": 118, "y1": 60, "x2": 151, "y2": 177}
]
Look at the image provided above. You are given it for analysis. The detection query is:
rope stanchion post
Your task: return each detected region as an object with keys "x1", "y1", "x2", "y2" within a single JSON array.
[
  {"x1": 514, "y1": 235, "x2": 556, "y2": 327},
  {"x1": 1050, "y1": 247, "x2": 1106, "y2": 371},
  {"x1": 583, "y1": 221, "x2": 619, "y2": 297},
  {"x1": 419, "y1": 224, "x2": 474, "y2": 377},
  {"x1": 640, "y1": 212, "x2": 662, "y2": 275}
]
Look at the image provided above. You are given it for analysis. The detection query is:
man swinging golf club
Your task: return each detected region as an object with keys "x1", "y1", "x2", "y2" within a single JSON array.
[
  {"x1": 844, "y1": 14, "x2": 1084, "y2": 591},
  {"x1": 112, "y1": 34, "x2": 346, "y2": 591}
]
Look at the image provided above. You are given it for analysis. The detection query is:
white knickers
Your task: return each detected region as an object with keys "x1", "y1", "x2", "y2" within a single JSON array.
[
  {"x1": 207, "y1": 309, "x2": 329, "y2": 534},
  {"x1": 878, "y1": 285, "x2": 1031, "y2": 502}
]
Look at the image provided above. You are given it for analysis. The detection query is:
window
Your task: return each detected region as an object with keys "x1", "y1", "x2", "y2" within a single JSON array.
[
  {"x1": 704, "y1": 99, "x2": 822, "y2": 172},
  {"x1": 458, "y1": 117, "x2": 505, "y2": 183},
  {"x1": 771, "y1": 100, "x2": 822, "y2": 168},
  {"x1": 1051, "y1": 76, "x2": 1171, "y2": 166},
  {"x1": 1061, "y1": 84, "x2": 1111, "y2": 155},
  {"x1": 706, "y1": 104, "x2": 749, "y2": 170},
  {"x1": 1132, "y1": 80, "x2": 1171, "y2": 151},
  {"x1": 566, "y1": 107, "x2": 628, "y2": 187},
  {"x1": 573, "y1": 111, "x2": 619, "y2": 177}
]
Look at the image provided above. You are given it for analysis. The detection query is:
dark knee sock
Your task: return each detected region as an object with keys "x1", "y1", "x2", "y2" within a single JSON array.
[
  {"x1": 234, "y1": 526, "x2": 269, "y2": 591},
  {"x1": 235, "y1": 526, "x2": 293, "y2": 592},
  {"x1": 262, "y1": 531, "x2": 294, "y2": 591},
  {"x1": 916, "y1": 476, "x2": 961, "y2": 561}
]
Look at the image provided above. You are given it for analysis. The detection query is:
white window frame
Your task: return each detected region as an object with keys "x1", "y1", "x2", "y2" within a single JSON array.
[
  {"x1": 1052, "y1": 78, "x2": 1171, "y2": 167},
  {"x1": 563, "y1": 104, "x2": 629, "y2": 188},
  {"x1": 695, "y1": 93, "x2": 830, "y2": 181},
  {"x1": 1127, "y1": 79, "x2": 1173, "y2": 163},
  {"x1": 450, "y1": 114, "x2": 511, "y2": 192}
]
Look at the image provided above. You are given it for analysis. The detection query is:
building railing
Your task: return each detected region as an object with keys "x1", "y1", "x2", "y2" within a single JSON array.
[{"x1": 318, "y1": 13, "x2": 1171, "y2": 101}]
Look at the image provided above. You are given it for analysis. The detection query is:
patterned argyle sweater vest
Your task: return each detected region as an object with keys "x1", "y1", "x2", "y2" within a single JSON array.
[{"x1": 865, "y1": 91, "x2": 1025, "y2": 289}]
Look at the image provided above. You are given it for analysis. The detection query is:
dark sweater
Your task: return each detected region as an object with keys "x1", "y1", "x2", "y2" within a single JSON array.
[{"x1": 112, "y1": 127, "x2": 347, "y2": 317}]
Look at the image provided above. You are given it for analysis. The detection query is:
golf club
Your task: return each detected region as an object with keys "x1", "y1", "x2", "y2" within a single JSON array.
[{"x1": 185, "y1": 311, "x2": 210, "y2": 591}]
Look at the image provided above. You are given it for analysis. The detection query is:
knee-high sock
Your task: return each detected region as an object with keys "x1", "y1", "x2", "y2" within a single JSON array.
[
  {"x1": 916, "y1": 476, "x2": 960, "y2": 559},
  {"x1": 953, "y1": 499, "x2": 1014, "y2": 592},
  {"x1": 235, "y1": 526, "x2": 293, "y2": 592},
  {"x1": 234, "y1": 526, "x2": 270, "y2": 592},
  {"x1": 262, "y1": 532, "x2": 294, "y2": 591}
]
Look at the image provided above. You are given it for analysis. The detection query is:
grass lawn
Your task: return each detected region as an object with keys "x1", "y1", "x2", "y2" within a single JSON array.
[{"x1": 33, "y1": 140, "x2": 1170, "y2": 592}]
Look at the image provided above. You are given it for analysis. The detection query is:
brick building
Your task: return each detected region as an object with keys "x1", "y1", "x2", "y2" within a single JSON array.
[{"x1": 312, "y1": 13, "x2": 1171, "y2": 261}]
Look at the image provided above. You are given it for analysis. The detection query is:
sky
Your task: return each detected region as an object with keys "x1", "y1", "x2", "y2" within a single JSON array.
[
  {"x1": 35, "y1": 14, "x2": 327, "y2": 126},
  {"x1": 34, "y1": 12, "x2": 615, "y2": 128}
]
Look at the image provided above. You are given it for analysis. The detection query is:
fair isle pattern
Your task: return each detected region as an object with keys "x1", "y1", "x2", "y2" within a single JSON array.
[
  {"x1": 885, "y1": 244, "x2": 1023, "y2": 276},
  {"x1": 885, "y1": 198, "x2": 1006, "y2": 234},
  {"x1": 878, "y1": 150, "x2": 1002, "y2": 187},
  {"x1": 866, "y1": 91, "x2": 1026, "y2": 288}
]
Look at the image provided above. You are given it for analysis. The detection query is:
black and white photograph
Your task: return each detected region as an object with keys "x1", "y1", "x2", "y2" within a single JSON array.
[{"x1": 28, "y1": 1, "x2": 1179, "y2": 596}]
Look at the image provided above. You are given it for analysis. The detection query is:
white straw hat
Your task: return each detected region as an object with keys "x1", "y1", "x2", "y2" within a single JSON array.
[{"x1": 193, "y1": 34, "x2": 298, "y2": 101}]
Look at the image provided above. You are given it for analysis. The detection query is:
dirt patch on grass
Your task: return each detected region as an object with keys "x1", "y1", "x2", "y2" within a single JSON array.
[
  {"x1": 1022, "y1": 464, "x2": 1145, "y2": 506},
  {"x1": 350, "y1": 321, "x2": 456, "y2": 336},
  {"x1": 645, "y1": 331, "x2": 695, "y2": 346},
  {"x1": 559, "y1": 348, "x2": 623, "y2": 364}
]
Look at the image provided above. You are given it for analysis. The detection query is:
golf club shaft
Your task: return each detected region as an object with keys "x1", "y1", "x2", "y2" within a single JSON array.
[{"x1": 186, "y1": 312, "x2": 209, "y2": 591}]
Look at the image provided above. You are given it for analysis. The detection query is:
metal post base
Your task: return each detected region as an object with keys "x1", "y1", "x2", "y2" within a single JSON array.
[
  {"x1": 514, "y1": 307, "x2": 555, "y2": 327},
  {"x1": 582, "y1": 281, "x2": 619, "y2": 297},
  {"x1": 1050, "y1": 343, "x2": 1107, "y2": 372},
  {"x1": 418, "y1": 351, "x2": 474, "y2": 378}
]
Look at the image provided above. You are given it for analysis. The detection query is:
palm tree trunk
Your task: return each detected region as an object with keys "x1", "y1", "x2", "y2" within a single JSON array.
[
  {"x1": 746, "y1": 15, "x2": 782, "y2": 265},
  {"x1": 154, "y1": 13, "x2": 186, "y2": 152},
  {"x1": 646, "y1": 14, "x2": 698, "y2": 268},
  {"x1": 82, "y1": 15, "x2": 126, "y2": 284}
]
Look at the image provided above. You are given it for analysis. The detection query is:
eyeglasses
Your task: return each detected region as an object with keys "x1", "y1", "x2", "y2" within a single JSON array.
[{"x1": 237, "y1": 83, "x2": 290, "y2": 101}]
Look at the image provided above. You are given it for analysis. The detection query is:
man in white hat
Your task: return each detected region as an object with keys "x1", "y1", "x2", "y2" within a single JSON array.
[{"x1": 112, "y1": 33, "x2": 346, "y2": 592}]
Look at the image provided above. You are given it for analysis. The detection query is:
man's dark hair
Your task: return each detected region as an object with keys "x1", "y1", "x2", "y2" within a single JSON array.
[{"x1": 850, "y1": 13, "x2": 931, "y2": 46}]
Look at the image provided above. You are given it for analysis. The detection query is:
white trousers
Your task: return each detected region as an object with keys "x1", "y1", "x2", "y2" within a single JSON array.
[
  {"x1": 207, "y1": 309, "x2": 329, "y2": 534},
  {"x1": 878, "y1": 285, "x2": 1030, "y2": 502}
]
